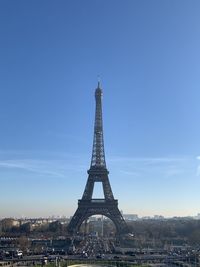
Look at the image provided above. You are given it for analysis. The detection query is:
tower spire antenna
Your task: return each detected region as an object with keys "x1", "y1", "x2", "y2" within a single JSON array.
[{"x1": 97, "y1": 75, "x2": 101, "y2": 88}]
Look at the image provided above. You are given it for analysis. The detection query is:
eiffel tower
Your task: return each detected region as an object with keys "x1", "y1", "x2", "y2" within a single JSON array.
[{"x1": 67, "y1": 82, "x2": 128, "y2": 235}]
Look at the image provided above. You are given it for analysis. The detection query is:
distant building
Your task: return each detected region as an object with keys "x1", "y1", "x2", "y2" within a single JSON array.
[
  {"x1": 153, "y1": 215, "x2": 165, "y2": 220},
  {"x1": 88, "y1": 216, "x2": 98, "y2": 222},
  {"x1": 193, "y1": 213, "x2": 200, "y2": 219},
  {"x1": 142, "y1": 216, "x2": 151, "y2": 220},
  {"x1": 0, "y1": 218, "x2": 20, "y2": 232},
  {"x1": 123, "y1": 214, "x2": 139, "y2": 221}
]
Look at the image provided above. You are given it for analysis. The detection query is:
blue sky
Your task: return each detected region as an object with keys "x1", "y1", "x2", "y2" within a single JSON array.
[{"x1": 0, "y1": 0, "x2": 200, "y2": 218}]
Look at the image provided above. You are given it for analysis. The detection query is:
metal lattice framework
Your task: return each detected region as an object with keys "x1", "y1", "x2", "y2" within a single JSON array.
[
  {"x1": 90, "y1": 84, "x2": 106, "y2": 167},
  {"x1": 67, "y1": 83, "x2": 128, "y2": 235}
]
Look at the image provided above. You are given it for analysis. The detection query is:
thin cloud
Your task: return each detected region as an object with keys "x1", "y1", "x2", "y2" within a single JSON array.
[
  {"x1": 0, "y1": 158, "x2": 87, "y2": 178},
  {"x1": 108, "y1": 155, "x2": 194, "y2": 179},
  {"x1": 0, "y1": 149, "x2": 86, "y2": 160},
  {"x1": 0, "y1": 151, "x2": 198, "y2": 179},
  {"x1": 0, "y1": 160, "x2": 65, "y2": 178},
  {"x1": 108, "y1": 156, "x2": 189, "y2": 164}
]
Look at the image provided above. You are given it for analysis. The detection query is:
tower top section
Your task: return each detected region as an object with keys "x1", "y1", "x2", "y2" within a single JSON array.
[
  {"x1": 90, "y1": 82, "x2": 106, "y2": 169},
  {"x1": 95, "y1": 81, "x2": 102, "y2": 96}
]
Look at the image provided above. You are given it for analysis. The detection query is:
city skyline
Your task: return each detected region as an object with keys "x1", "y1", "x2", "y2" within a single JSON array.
[{"x1": 1, "y1": 1, "x2": 200, "y2": 218}]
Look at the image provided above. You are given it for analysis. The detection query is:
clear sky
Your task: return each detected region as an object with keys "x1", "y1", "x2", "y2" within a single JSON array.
[{"x1": 0, "y1": 0, "x2": 200, "y2": 218}]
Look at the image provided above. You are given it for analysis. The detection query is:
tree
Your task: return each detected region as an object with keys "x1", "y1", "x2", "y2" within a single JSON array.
[
  {"x1": 1, "y1": 218, "x2": 18, "y2": 232},
  {"x1": 18, "y1": 236, "x2": 30, "y2": 252},
  {"x1": 49, "y1": 221, "x2": 62, "y2": 233}
]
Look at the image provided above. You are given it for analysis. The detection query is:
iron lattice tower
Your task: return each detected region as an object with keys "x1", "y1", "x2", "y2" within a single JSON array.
[{"x1": 67, "y1": 83, "x2": 128, "y2": 235}]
